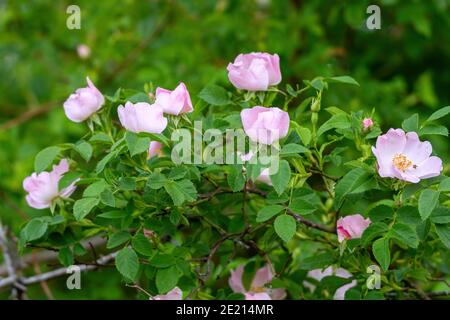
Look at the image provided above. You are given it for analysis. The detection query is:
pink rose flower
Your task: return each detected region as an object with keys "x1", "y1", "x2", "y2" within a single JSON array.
[
  {"x1": 155, "y1": 82, "x2": 193, "y2": 115},
  {"x1": 362, "y1": 118, "x2": 374, "y2": 129},
  {"x1": 23, "y1": 159, "x2": 77, "y2": 209},
  {"x1": 229, "y1": 265, "x2": 286, "y2": 300},
  {"x1": 305, "y1": 266, "x2": 357, "y2": 300},
  {"x1": 336, "y1": 214, "x2": 371, "y2": 243},
  {"x1": 148, "y1": 141, "x2": 163, "y2": 159},
  {"x1": 227, "y1": 52, "x2": 281, "y2": 91},
  {"x1": 256, "y1": 168, "x2": 272, "y2": 186},
  {"x1": 77, "y1": 44, "x2": 91, "y2": 59},
  {"x1": 63, "y1": 77, "x2": 104, "y2": 123},
  {"x1": 241, "y1": 106, "x2": 290, "y2": 145},
  {"x1": 118, "y1": 102, "x2": 168, "y2": 134},
  {"x1": 372, "y1": 128, "x2": 443, "y2": 183},
  {"x1": 152, "y1": 287, "x2": 182, "y2": 300}
]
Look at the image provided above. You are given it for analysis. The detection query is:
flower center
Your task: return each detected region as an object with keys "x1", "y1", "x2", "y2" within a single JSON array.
[
  {"x1": 392, "y1": 153, "x2": 413, "y2": 172},
  {"x1": 250, "y1": 286, "x2": 267, "y2": 293}
]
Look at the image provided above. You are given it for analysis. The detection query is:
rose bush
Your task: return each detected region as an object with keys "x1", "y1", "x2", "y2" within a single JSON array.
[{"x1": 19, "y1": 52, "x2": 450, "y2": 300}]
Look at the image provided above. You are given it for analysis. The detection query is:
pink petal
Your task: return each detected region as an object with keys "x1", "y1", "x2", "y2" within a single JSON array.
[{"x1": 229, "y1": 266, "x2": 246, "y2": 294}]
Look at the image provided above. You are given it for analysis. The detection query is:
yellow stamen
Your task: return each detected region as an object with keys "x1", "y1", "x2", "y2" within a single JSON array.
[
  {"x1": 251, "y1": 286, "x2": 267, "y2": 293},
  {"x1": 392, "y1": 153, "x2": 413, "y2": 172}
]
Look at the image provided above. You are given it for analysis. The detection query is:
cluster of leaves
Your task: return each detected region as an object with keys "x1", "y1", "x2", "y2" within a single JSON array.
[{"x1": 19, "y1": 74, "x2": 450, "y2": 300}]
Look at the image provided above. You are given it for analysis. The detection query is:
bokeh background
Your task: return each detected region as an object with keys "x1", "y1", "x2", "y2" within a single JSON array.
[{"x1": 0, "y1": 0, "x2": 449, "y2": 299}]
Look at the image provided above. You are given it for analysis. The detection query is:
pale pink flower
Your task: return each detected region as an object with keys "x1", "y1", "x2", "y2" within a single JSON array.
[
  {"x1": 256, "y1": 168, "x2": 272, "y2": 186},
  {"x1": 372, "y1": 129, "x2": 443, "y2": 183},
  {"x1": 305, "y1": 266, "x2": 357, "y2": 300},
  {"x1": 241, "y1": 106, "x2": 290, "y2": 145},
  {"x1": 118, "y1": 102, "x2": 167, "y2": 134},
  {"x1": 229, "y1": 265, "x2": 286, "y2": 300},
  {"x1": 362, "y1": 118, "x2": 374, "y2": 129},
  {"x1": 336, "y1": 214, "x2": 371, "y2": 243},
  {"x1": 77, "y1": 44, "x2": 91, "y2": 59},
  {"x1": 63, "y1": 77, "x2": 104, "y2": 122},
  {"x1": 23, "y1": 159, "x2": 77, "y2": 209},
  {"x1": 155, "y1": 82, "x2": 193, "y2": 115},
  {"x1": 148, "y1": 141, "x2": 163, "y2": 159},
  {"x1": 152, "y1": 287, "x2": 182, "y2": 300},
  {"x1": 227, "y1": 52, "x2": 281, "y2": 91}
]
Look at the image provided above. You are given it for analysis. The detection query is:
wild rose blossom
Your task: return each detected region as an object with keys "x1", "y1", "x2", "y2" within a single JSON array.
[
  {"x1": 152, "y1": 287, "x2": 182, "y2": 300},
  {"x1": 118, "y1": 101, "x2": 167, "y2": 134},
  {"x1": 304, "y1": 266, "x2": 357, "y2": 300},
  {"x1": 227, "y1": 52, "x2": 281, "y2": 91},
  {"x1": 241, "y1": 106, "x2": 290, "y2": 145},
  {"x1": 239, "y1": 152, "x2": 273, "y2": 186},
  {"x1": 372, "y1": 129, "x2": 443, "y2": 183},
  {"x1": 229, "y1": 265, "x2": 286, "y2": 300},
  {"x1": 336, "y1": 214, "x2": 371, "y2": 243},
  {"x1": 23, "y1": 159, "x2": 77, "y2": 209},
  {"x1": 155, "y1": 82, "x2": 193, "y2": 115},
  {"x1": 148, "y1": 141, "x2": 163, "y2": 159},
  {"x1": 63, "y1": 77, "x2": 104, "y2": 122},
  {"x1": 362, "y1": 118, "x2": 374, "y2": 129}
]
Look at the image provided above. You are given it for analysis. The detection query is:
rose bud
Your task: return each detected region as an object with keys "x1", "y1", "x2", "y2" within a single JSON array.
[
  {"x1": 63, "y1": 77, "x2": 104, "y2": 123},
  {"x1": 118, "y1": 101, "x2": 168, "y2": 134},
  {"x1": 241, "y1": 106, "x2": 290, "y2": 145},
  {"x1": 227, "y1": 52, "x2": 281, "y2": 91},
  {"x1": 336, "y1": 214, "x2": 371, "y2": 242},
  {"x1": 155, "y1": 82, "x2": 193, "y2": 115}
]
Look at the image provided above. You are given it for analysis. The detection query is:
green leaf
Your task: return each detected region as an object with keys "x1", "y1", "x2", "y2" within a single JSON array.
[
  {"x1": 125, "y1": 132, "x2": 151, "y2": 157},
  {"x1": 156, "y1": 266, "x2": 180, "y2": 294},
  {"x1": 149, "y1": 254, "x2": 176, "y2": 268},
  {"x1": 132, "y1": 233, "x2": 153, "y2": 256},
  {"x1": 270, "y1": 160, "x2": 291, "y2": 195},
  {"x1": 419, "y1": 125, "x2": 448, "y2": 137},
  {"x1": 83, "y1": 180, "x2": 107, "y2": 197},
  {"x1": 58, "y1": 172, "x2": 81, "y2": 191},
  {"x1": 147, "y1": 172, "x2": 167, "y2": 190},
  {"x1": 227, "y1": 165, "x2": 245, "y2": 192},
  {"x1": 274, "y1": 215, "x2": 296, "y2": 242},
  {"x1": 73, "y1": 197, "x2": 100, "y2": 221},
  {"x1": 418, "y1": 189, "x2": 440, "y2": 220},
  {"x1": 164, "y1": 179, "x2": 197, "y2": 206},
  {"x1": 317, "y1": 114, "x2": 351, "y2": 138},
  {"x1": 107, "y1": 231, "x2": 131, "y2": 249},
  {"x1": 327, "y1": 75, "x2": 360, "y2": 86},
  {"x1": 115, "y1": 247, "x2": 139, "y2": 281},
  {"x1": 390, "y1": 223, "x2": 419, "y2": 248},
  {"x1": 299, "y1": 252, "x2": 337, "y2": 270},
  {"x1": 439, "y1": 177, "x2": 450, "y2": 192},
  {"x1": 97, "y1": 210, "x2": 128, "y2": 219},
  {"x1": 426, "y1": 106, "x2": 450, "y2": 122},
  {"x1": 119, "y1": 177, "x2": 136, "y2": 191},
  {"x1": 58, "y1": 247, "x2": 74, "y2": 267},
  {"x1": 401, "y1": 113, "x2": 419, "y2": 132},
  {"x1": 280, "y1": 143, "x2": 309, "y2": 155},
  {"x1": 34, "y1": 146, "x2": 61, "y2": 173},
  {"x1": 168, "y1": 167, "x2": 188, "y2": 180},
  {"x1": 100, "y1": 188, "x2": 116, "y2": 207},
  {"x1": 334, "y1": 168, "x2": 376, "y2": 209},
  {"x1": 372, "y1": 238, "x2": 390, "y2": 272},
  {"x1": 198, "y1": 84, "x2": 231, "y2": 106},
  {"x1": 90, "y1": 132, "x2": 112, "y2": 143},
  {"x1": 296, "y1": 126, "x2": 312, "y2": 146},
  {"x1": 431, "y1": 206, "x2": 450, "y2": 224},
  {"x1": 397, "y1": 206, "x2": 421, "y2": 225},
  {"x1": 23, "y1": 218, "x2": 48, "y2": 241},
  {"x1": 74, "y1": 140, "x2": 93, "y2": 162},
  {"x1": 435, "y1": 224, "x2": 450, "y2": 249},
  {"x1": 360, "y1": 222, "x2": 389, "y2": 247},
  {"x1": 96, "y1": 150, "x2": 120, "y2": 174},
  {"x1": 256, "y1": 205, "x2": 284, "y2": 222}
]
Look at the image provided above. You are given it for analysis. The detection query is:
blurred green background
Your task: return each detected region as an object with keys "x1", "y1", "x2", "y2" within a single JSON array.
[{"x1": 0, "y1": 0, "x2": 449, "y2": 299}]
